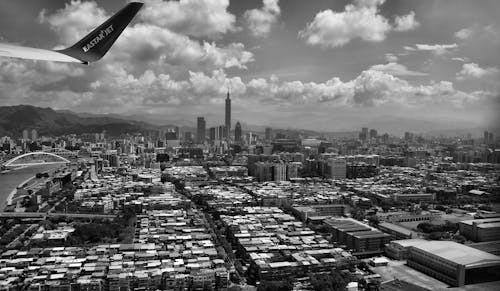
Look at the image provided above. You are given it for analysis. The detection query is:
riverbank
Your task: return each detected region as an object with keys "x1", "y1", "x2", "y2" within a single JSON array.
[
  {"x1": 4, "y1": 175, "x2": 37, "y2": 208},
  {"x1": 0, "y1": 164, "x2": 62, "y2": 211}
]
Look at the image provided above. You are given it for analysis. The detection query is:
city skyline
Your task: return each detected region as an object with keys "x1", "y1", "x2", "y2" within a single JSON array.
[{"x1": 0, "y1": 0, "x2": 498, "y2": 131}]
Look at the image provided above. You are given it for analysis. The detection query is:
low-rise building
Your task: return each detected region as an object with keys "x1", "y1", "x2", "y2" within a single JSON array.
[
  {"x1": 406, "y1": 240, "x2": 500, "y2": 287},
  {"x1": 459, "y1": 218, "x2": 500, "y2": 242}
]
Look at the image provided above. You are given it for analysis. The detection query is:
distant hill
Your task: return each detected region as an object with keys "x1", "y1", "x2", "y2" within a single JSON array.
[
  {"x1": 0, "y1": 105, "x2": 158, "y2": 137},
  {"x1": 1, "y1": 105, "x2": 493, "y2": 139}
]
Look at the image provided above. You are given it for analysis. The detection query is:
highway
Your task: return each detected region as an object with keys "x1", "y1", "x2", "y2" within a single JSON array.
[{"x1": 0, "y1": 212, "x2": 115, "y2": 219}]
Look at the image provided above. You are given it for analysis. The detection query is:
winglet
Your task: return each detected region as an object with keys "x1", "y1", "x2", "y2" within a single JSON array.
[{"x1": 57, "y1": 2, "x2": 143, "y2": 64}]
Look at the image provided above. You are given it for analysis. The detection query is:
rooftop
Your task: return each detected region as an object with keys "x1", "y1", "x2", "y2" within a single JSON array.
[{"x1": 410, "y1": 240, "x2": 500, "y2": 268}]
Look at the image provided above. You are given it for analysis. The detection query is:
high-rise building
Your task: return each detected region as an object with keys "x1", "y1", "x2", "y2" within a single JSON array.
[
  {"x1": 381, "y1": 133, "x2": 389, "y2": 144},
  {"x1": 22, "y1": 129, "x2": 29, "y2": 140},
  {"x1": 489, "y1": 132, "x2": 494, "y2": 144},
  {"x1": 369, "y1": 129, "x2": 378, "y2": 140},
  {"x1": 265, "y1": 127, "x2": 272, "y2": 141},
  {"x1": 209, "y1": 127, "x2": 216, "y2": 141},
  {"x1": 404, "y1": 131, "x2": 414, "y2": 142},
  {"x1": 225, "y1": 90, "x2": 231, "y2": 140},
  {"x1": 31, "y1": 129, "x2": 38, "y2": 141},
  {"x1": 360, "y1": 127, "x2": 368, "y2": 141},
  {"x1": 327, "y1": 158, "x2": 346, "y2": 179},
  {"x1": 235, "y1": 121, "x2": 242, "y2": 142},
  {"x1": 166, "y1": 127, "x2": 179, "y2": 140},
  {"x1": 484, "y1": 131, "x2": 489, "y2": 144},
  {"x1": 196, "y1": 117, "x2": 206, "y2": 144},
  {"x1": 214, "y1": 125, "x2": 226, "y2": 140}
]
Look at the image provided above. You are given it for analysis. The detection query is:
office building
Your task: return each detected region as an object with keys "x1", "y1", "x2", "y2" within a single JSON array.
[
  {"x1": 225, "y1": 90, "x2": 231, "y2": 140},
  {"x1": 209, "y1": 127, "x2": 216, "y2": 141},
  {"x1": 459, "y1": 218, "x2": 500, "y2": 242},
  {"x1": 378, "y1": 222, "x2": 413, "y2": 240},
  {"x1": 22, "y1": 129, "x2": 29, "y2": 140},
  {"x1": 273, "y1": 163, "x2": 287, "y2": 181},
  {"x1": 324, "y1": 218, "x2": 391, "y2": 257},
  {"x1": 292, "y1": 204, "x2": 345, "y2": 221},
  {"x1": 265, "y1": 127, "x2": 272, "y2": 141},
  {"x1": 31, "y1": 129, "x2": 38, "y2": 141},
  {"x1": 360, "y1": 127, "x2": 368, "y2": 141},
  {"x1": 165, "y1": 127, "x2": 179, "y2": 140},
  {"x1": 235, "y1": 121, "x2": 242, "y2": 142},
  {"x1": 196, "y1": 117, "x2": 206, "y2": 144},
  {"x1": 369, "y1": 129, "x2": 378, "y2": 140},
  {"x1": 326, "y1": 158, "x2": 346, "y2": 179},
  {"x1": 406, "y1": 240, "x2": 500, "y2": 286}
]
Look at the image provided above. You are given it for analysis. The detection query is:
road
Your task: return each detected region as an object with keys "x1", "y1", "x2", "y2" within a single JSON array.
[{"x1": 0, "y1": 212, "x2": 115, "y2": 219}]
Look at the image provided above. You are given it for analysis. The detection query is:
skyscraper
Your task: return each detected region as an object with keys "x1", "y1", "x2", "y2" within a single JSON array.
[
  {"x1": 31, "y1": 129, "x2": 38, "y2": 141},
  {"x1": 235, "y1": 121, "x2": 242, "y2": 142},
  {"x1": 196, "y1": 117, "x2": 206, "y2": 144},
  {"x1": 225, "y1": 90, "x2": 231, "y2": 140},
  {"x1": 360, "y1": 127, "x2": 368, "y2": 141},
  {"x1": 265, "y1": 127, "x2": 272, "y2": 141},
  {"x1": 22, "y1": 129, "x2": 29, "y2": 140}
]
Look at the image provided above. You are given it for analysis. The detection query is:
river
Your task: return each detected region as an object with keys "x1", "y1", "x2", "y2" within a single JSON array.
[{"x1": 0, "y1": 164, "x2": 62, "y2": 210}]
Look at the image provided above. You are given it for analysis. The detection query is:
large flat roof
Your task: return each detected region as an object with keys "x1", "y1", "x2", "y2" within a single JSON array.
[
  {"x1": 378, "y1": 222, "x2": 413, "y2": 236},
  {"x1": 410, "y1": 240, "x2": 500, "y2": 268}
]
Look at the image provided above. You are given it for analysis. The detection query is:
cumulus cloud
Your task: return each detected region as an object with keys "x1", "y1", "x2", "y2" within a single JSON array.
[
  {"x1": 299, "y1": 0, "x2": 419, "y2": 48},
  {"x1": 455, "y1": 25, "x2": 499, "y2": 41},
  {"x1": 39, "y1": 0, "x2": 254, "y2": 75},
  {"x1": 405, "y1": 43, "x2": 458, "y2": 55},
  {"x1": 455, "y1": 28, "x2": 473, "y2": 40},
  {"x1": 139, "y1": 0, "x2": 236, "y2": 38},
  {"x1": 244, "y1": 0, "x2": 281, "y2": 38},
  {"x1": 39, "y1": 0, "x2": 108, "y2": 45},
  {"x1": 456, "y1": 63, "x2": 499, "y2": 80},
  {"x1": 1, "y1": 0, "x2": 496, "y2": 119},
  {"x1": 394, "y1": 11, "x2": 420, "y2": 31},
  {"x1": 452, "y1": 57, "x2": 466, "y2": 62},
  {"x1": 244, "y1": 67, "x2": 489, "y2": 108},
  {"x1": 370, "y1": 62, "x2": 427, "y2": 76},
  {"x1": 384, "y1": 53, "x2": 398, "y2": 62}
]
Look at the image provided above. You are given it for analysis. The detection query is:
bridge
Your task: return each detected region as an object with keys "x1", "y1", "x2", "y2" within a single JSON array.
[
  {"x1": 2, "y1": 151, "x2": 71, "y2": 167},
  {"x1": 0, "y1": 212, "x2": 115, "y2": 219}
]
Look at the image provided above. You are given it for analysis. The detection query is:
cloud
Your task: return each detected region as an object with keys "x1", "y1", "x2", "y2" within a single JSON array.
[
  {"x1": 384, "y1": 53, "x2": 398, "y2": 62},
  {"x1": 456, "y1": 63, "x2": 499, "y2": 80},
  {"x1": 405, "y1": 43, "x2": 458, "y2": 55},
  {"x1": 299, "y1": 0, "x2": 419, "y2": 48},
  {"x1": 244, "y1": 0, "x2": 281, "y2": 38},
  {"x1": 394, "y1": 11, "x2": 420, "y2": 31},
  {"x1": 39, "y1": 0, "x2": 108, "y2": 45},
  {"x1": 38, "y1": 0, "x2": 254, "y2": 76},
  {"x1": 244, "y1": 67, "x2": 490, "y2": 108},
  {"x1": 452, "y1": 57, "x2": 466, "y2": 62},
  {"x1": 370, "y1": 62, "x2": 427, "y2": 76},
  {"x1": 455, "y1": 28, "x2": 473, "y2": 40},
  {"x1": 1, "y1": 0, "x2": 497, "y2": 122},
  {"x1": 455, "y1": 25, "x2": 499, "y2": 41},
  {"x1": 139, "y1": 0, "x2": 236, "y2": 38}
]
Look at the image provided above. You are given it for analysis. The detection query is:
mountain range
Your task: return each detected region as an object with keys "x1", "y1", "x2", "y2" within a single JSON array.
[{"x1": 0, "y1": 105, "x2": 496, "y2": 138}]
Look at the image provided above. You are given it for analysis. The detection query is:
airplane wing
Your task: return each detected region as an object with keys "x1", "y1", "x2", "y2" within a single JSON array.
[
  {"x1": 0, "y1": 43, "x2": 83, "y2": 63},
  {"x1": 0, "y1": 2, "x2": 143, "y2": 65}
]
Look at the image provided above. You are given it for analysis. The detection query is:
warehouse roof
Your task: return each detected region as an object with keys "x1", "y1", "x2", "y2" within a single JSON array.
[{"x1": 410, "y1": 240, "x2": 500, "y2": 268}]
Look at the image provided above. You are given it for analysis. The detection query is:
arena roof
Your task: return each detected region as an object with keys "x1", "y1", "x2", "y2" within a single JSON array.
[{"x1": 410, "y1": 240, "x2": 500, "y2": 268}]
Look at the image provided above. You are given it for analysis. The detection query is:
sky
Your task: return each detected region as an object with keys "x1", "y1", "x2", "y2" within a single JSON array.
[{"x1": 0, "y1": 0, "x2": 499, "y2": 132}]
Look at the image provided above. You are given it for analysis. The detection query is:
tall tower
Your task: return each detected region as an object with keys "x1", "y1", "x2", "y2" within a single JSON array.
[
  {"x1": 197, "y1": 117, "x2": 206, "y2": 144},
  {"x1": 235, "y1": 121, "x2": 242, "y2": 142},
  {"x1": 225, "y1": 90, "x2": 231, "y2": 140}
]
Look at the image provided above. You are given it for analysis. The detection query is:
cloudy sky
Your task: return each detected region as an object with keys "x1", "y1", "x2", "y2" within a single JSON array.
[{"x1": 0, "y1": 0, "x2": 499, "y2": 132}]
